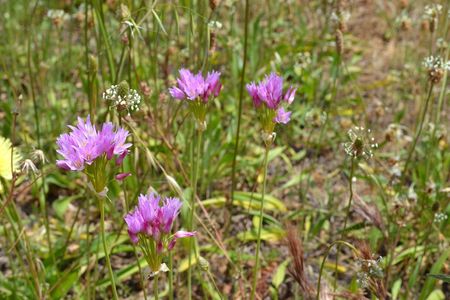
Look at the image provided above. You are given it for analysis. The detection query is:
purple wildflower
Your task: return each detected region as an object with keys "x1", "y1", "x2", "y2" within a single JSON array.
[
  {"x1": 161, "y1": 197, "x2": 183, "y2": 233},
  {"x1": 56, "y1": 116, "x2": 131, "y2": 171},
  {"x1": 168, "y1": 231, "x2": 197, "y2": 250},
  {"x1": 247, "y1": 72, "x2": 296, "y2": 111},
  {"x1": 169, "y1": 68, "x2": 222, "y2": 103},
  {"x1": 124, "y1": 209, "x2": 144, "y2": 244},
  {"x1": 116, "y1": 172, "x2": 131, "y2": 181},
  {"x1": 124, "y1": 192, "x2": 195, "y2": 253},
  {"x1": 274, "y1": 107, "x2": 292, "y2": 124},
  {"x1": 246, "y1": 73, "x2": 296, "y2": 135}
]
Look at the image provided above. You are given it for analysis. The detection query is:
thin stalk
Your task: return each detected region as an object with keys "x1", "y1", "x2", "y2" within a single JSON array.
[
  {"x1": 188, "y1": 127, "x2": 203, "y2": 300},
  {"x1": 435, "y1": 49, "x2": 449, "y2": 125},
  {"x1": 229, "y1": 0, "x2": 250, "y2": 223},
  {"x1": 99, "y1": 196, "x2": 119, "y2": 300},
  {"x1": 401, "y1": 83, "x2": 434, "y2": 180},
  {"x1": 250, "y1": 144, "x2": 270, "y2": 300},
  {"x1": 85, "y1": 198, "x2": 93, "y2": 299},
  {"x1": 26, "y1": 0, "x2": 54, "y2": 267},
  {"x1": 153, "y1": 273, "x2": 159, "y2": 300},
  {"x1": 92, "y1": 0, "x2": 116, "y2": 82},
  {"x1": 316, "y1": 241, "x2": 357, "y2": 300},
  {"x1": 168, "y1": 251, "x2": 174, "y2": 300},
  {"x1": 333, "y1": 156, "x2": 355, "y2": 290}
]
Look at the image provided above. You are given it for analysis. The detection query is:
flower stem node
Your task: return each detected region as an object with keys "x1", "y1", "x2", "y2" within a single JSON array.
[
  {"x1": 149, "y1": 263, "x2": 170, "y2": 278},
  {"x1": 262, "y1": 131, "x2": 276, "y2": 147},
  {"x1": 196, "y1": 120, "x2": 207, "y2": 132}
]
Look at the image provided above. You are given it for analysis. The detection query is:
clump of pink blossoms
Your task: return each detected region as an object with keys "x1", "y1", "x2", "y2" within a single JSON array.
[
  {"x1": 169, "y1": 68, "x2": 222, "y2": 130},
  {"x1": 124, "y1": 192, "x2": 196, "y2": 273},
  {"x1": 246, "y1": 73, "x2": 296, "y2": 143},
  {"x1": 56, "y1": 116, "x2": 131, "y2": 193}
]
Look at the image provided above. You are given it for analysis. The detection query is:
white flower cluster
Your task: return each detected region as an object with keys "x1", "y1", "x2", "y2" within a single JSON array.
[
  {"x1": 47, "y1": 9, "x2": 70, "y2": 26},
  {"x1": 344, "y1": 126, "x2": 378, "y2": 160},
  {"x1": 330, "y1": 11, "x2": 350, "y2": 25},
  {"x1": 47, "y1": 9, "x2": 67, "y2": 19},
  {"x1": 424, "y1": 4, "x2": 442, "y2": 19},
  {"x1": 356, "y1": 256, "x2": 384, "y2": 288},
  {"x1": 423, "y1": 56, "x2": 450, "y2": 71},
  {"x1": 434, "y1": 212, "x2": 448, "y2": 223},
  {"x1": 103, "y1": 84, "x2": 141, "y2": 115}
]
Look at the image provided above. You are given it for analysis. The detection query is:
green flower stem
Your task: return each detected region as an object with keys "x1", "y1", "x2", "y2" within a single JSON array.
[
  {"x1": 401, "y1": 83, "x2": 434, "y2": 181},
  {"x1": 188, "y1": 127, "x2": 203, "y2": 300},
  {"x1": 229, "y1": 0, "x2": 250, "y2": 229},
  {"x1": 168, "y1": 251, "x2": 174, "y2": 300},
  {"x1": 153, "y1": 273, "x2": 159, "y2": 300},
  {"x1": 334, "y1": 156, "x2": 355, "y2": 290},
  {"x1": 317, "y1": 241, "x2": 357, "y2": 300},
  {"x1": 250, "y1": 143, "x2": 270, "y2": 300},
  {"x1": 99, "y1": 196, "x2": 119, "y2": 300}
]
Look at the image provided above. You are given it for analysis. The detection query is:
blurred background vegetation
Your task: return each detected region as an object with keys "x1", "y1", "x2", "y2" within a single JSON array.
[{"x1": 0, "y1": 0, "x2": 449, "y2": 299}]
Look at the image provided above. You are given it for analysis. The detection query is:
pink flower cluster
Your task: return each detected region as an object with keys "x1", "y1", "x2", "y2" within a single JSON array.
[
  {"x1": 247, "y1": 72, "x2": 296, "y2": 125},
  {"x1": 56, "y1": 116, "x2": 131, "y2": 171},
  {"x1": 169, "y1": 69, "x2": 222, "y2": 102},
  {"x1": 124, "y1": 193, "x2": 196, "y2": 252}
]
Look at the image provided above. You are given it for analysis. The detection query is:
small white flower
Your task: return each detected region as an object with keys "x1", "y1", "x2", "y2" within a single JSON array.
[
  {"x1": 103, "y1": 83, "x2": 141, "y2": 115},
  {"x1": 424, "y1": 4, "x2": 442, "y2": 19},
  {"x1": 344, "y1": 126, "x2": 378, "y2": 160},
  {"x1": 434, "y1": 212, "x2": 448, "y2": 223}
]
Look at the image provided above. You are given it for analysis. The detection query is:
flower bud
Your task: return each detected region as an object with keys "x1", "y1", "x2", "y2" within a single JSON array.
[
  {"x1": 335, "y1": 29, "x2": 344, "y2": 56},
  {"x1": 198, "y1": 256, "x2": 209, "y2": 271}
]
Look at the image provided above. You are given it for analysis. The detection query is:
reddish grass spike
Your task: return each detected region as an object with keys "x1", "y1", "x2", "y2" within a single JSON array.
[{"x1": 286, "y1": 224, "x2": 315, "y2": 299}]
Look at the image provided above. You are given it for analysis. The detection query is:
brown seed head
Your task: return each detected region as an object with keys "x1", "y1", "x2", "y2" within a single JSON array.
[
  {"x1": 335, "y1": 29, "x2": 344, "y2": 56},
  {"x1": 209, "y1": 0, "x2": 219, "y2": 11}
]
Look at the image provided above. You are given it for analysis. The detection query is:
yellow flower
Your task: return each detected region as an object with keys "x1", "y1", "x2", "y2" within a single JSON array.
[{"x1": 0, "y1": 136, "x2": 21, "y2": 180}]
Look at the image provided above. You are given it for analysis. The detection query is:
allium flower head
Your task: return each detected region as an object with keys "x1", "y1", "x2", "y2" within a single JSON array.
[
  {"x1": 246, "y1": 73, "x2": 296, "y2": 142},
  {"x1": 0, "y1": 136, "x2": 21, "y2": 180},
  {"x1": 124, "y1": 192, "x2": 196, "y2": 272},
  {"x1": 56, "y1": 116, "x2": 132, "y2": 193},
  {"x1": 344, "y1": 126, "x2": 378, "y2": 160},
  {"x1": 169, "y1": 68, "x2": 222, "y2": 129},
  {"x1": 103, "y1": 81, "x2": 141, "y2": 115}
]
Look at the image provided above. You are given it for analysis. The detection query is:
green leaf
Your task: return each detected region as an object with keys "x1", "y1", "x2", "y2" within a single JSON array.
[
  {"x1": 202, "y1": 191, "x2": 287, "y2": 212},
  {"x1": 391, "y1": 278, "x2": 402, "y2": 300},
  {"x1": 178, "y1": 254, "x2": 198, "y2": 273},
  {"x1": 272, "y1": 259, "x2": 290, "y2": 289},
  {"x1": 425, "y1": 290, "x2": 445, "y2": 300},
  {"x1": 97, "y1": 257, "x2": 147, "y2": 288},
  {"x1": 50, "y1": 271, "x2": 79, "y2": 299},
  {"x1": 52, "y1": 195, "x2": 79, "y2": 219},
  {"x1": 428, "y1": 274, "x2": 450, "y2": 283},
  {"x1": 419, "y1": 249, "x2": 450, "y2": 300}
]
